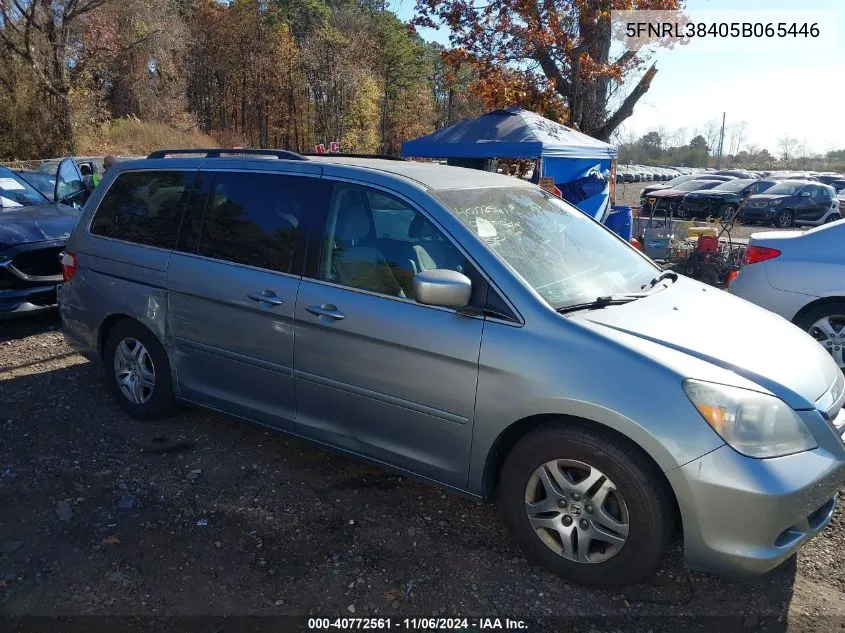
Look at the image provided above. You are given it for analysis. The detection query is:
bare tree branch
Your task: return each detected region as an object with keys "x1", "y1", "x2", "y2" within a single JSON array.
[{"x1": 592, "y1": 63, "x2": 658, "y2": 141}]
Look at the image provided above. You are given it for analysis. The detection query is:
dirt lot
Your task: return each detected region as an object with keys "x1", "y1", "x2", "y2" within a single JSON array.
[{"x1": 2, "y1": 313, "x2": 845, "y2": 632}]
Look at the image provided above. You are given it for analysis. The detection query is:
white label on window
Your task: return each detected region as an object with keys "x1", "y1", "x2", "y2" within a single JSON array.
[
  {"x1": 0, "y1": 195, "x2": 23, "y2": 207},
  {"x1": 0, "y1": 177, "x2": 26, "y2": 191},
  {"x1": 475, "y1": 217, "x2": 498, "y2": 239}
]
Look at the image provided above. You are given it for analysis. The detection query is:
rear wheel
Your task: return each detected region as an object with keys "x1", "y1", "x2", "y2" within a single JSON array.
[
  {"x1": 825, "y1": 213, "x2": 842, "y2": 224},
  {"x1": 774, "y1": 209, "x2": 794, "y2": 228},
  {"x1": 499, "y1": 422, "x2": 674, "y2": 587},
  {"x1": 796, "y1": 303, "x2": 845, "y2": 371},
  {"x1": 104, "y1": 320, "x2": 175, "y2": 419}
]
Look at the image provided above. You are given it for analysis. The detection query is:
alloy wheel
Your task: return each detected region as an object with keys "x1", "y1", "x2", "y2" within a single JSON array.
[
  {"x1": 524, "y1": 459, "x2": 629, "y2": 564},
  {"x1": 777, "y1": 210, "x2": 794, "y2": 228},
  {"x1": 113, "y1": 337, "x2": 156, "y2": 404},
  {"x1": 809, "y1": 315, "x2": 845, "y2": 370}
]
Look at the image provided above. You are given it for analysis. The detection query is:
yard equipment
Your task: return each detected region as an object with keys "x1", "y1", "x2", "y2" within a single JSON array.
[{"x1": 634, "y1": 203, "x2": 746, "y2": 288}]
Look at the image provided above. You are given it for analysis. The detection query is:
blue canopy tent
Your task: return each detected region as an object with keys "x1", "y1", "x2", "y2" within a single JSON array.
[{"x1": 402, "y1": 107, "x2": 618, "y2": 220}]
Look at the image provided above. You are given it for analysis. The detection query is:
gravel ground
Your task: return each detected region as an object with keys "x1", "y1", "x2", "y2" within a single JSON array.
[{"x1": 2, "y1": 312, "x2": 845, "y2": 631}]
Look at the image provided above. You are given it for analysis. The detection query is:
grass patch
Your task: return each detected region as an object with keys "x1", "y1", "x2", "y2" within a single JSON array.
[{"x1": 77, "y1": 117, "x2": 217, "y2": 157}]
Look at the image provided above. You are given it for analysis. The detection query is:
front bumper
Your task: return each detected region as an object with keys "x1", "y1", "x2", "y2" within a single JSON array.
[
  {"x1": 0, "y1": 285, "x2": 59, "y2": 318},
  {"x1": 0, "y1": 240, "x2": 64, "y2": 318},
  {"x1": 667, "y1": 421, "x2": 845, "y2": 576},
  {"x1": 739, "y1": 205, "x2": 777, "y2": 221}
]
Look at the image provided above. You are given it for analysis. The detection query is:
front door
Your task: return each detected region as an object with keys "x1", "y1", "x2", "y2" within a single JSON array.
[
  {"x1": 796, "y1": 185, "x2": 828, "y2": 222},
  {"x1": 55, "y1": 158, "x2": 89, "y2": 207},
  {"x1": 293, "y1": 181, "x2": 484, "y2": 486},
  {"x1": 167, "y1": 166, "x2": 328, "y2": 428}
]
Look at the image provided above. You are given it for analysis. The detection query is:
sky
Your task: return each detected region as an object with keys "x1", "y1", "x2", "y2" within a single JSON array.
[{"x1": 389, "y1": 0, "x2": 845, "y2": 156}]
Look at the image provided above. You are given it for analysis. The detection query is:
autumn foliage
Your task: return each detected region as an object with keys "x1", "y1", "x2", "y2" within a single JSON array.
[
  {"x1": 414, "y1": 0, "x2": 684, "y2": 139},
  {"x1": 0, "y1": 0, "x2": 486, "y2": 159}
]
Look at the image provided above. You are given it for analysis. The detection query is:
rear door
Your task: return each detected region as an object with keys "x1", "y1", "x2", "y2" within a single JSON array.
[
  {"x1": 166, "y1": 164, "x2": 329, "y2": 429},
  {"x1": 292, "y1": 179, "x2": 484, "y2": 486}
]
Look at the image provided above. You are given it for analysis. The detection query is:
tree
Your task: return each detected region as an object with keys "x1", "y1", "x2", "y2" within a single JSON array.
[
  {"x1": 726, "y1": 121, "x2": 747, "y2": 158},
  {"x1": 777, "y1": 134, "x2": 797, "y2": 162},
  {"x1": 697, "y1": 119, "x2": 721, "y2": 153},
  {"x1": 413, "y1": 0, "x2": 683, "y2": 140},
  {"x1": 686, "y1": 134, "x2": 709, "y2": 167},
  {"x1": 637, "y1": 131, "x2": 662, "y2": 159},
  {"x1": 0, "y1": 0, "x2": 111, "y2": 153}
]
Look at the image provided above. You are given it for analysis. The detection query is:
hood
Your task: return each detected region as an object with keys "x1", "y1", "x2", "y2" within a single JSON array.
[
  {"x1": 0, "y1": 203, "x2": 80, "y2": 247},
  {"x1": 648, "y1": 188, "x2": 690, "y2": 199},
  {"x1": 642, "y1": 183, "x2": 669, "y2": 195},
  {"x1": 573, "y1": 277, "x2": 838, "y2": 408}
]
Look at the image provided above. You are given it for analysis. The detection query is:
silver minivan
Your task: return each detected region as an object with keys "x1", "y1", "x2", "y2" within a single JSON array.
[{"x1": 59, "y1": 149, "x2": 845, "y2": 587}]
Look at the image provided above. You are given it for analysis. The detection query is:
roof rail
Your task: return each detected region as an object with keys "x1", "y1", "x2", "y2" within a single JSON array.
[
  {"x1": 304, "y1": 153, "x2": 406, "y2": 161},
  {"x1": 147, "y1": 148, "x2": 308, "y2": 161}
]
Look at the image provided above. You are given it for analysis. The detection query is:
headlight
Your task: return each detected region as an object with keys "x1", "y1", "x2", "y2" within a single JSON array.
[
  {"x1": 683, "y1": 380, "x2": 817, "y2": 458},
  {"x1": 769, "y1": 198, "x2": 784, "y2": 206}
]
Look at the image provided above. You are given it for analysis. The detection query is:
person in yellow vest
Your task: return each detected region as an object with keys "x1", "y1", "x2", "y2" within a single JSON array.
[{"x1": 88, "y1": 155, "x2": 116, "y2": 190}]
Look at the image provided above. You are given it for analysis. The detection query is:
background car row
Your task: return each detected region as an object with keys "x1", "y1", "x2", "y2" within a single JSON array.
[{"x1": 636, "y1": 169, "x2": 844, "y2": 226}]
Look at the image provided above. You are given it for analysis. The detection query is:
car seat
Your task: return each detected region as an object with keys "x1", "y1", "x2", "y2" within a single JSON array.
[{"x1": 331, "y1": 189, "x2": 405, "y2": 297}]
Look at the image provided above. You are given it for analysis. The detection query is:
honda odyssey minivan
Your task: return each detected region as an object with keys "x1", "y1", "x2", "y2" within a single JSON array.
[{"x1": 59, "y1": 149, "x2": 845, "y2": 587}]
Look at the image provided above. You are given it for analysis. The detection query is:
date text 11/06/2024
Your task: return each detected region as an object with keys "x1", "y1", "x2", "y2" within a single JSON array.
[{"x1": 307, "y1": 618, "x2": 529, "y2": 630}]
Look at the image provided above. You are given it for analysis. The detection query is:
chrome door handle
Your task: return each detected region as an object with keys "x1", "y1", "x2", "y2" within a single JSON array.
[
  {"x1": 248, "y1": 290, "x2": 284, "y2": 306},
  {"x1": 306, "y1": 304, "x2": 346, "y2": 321}
]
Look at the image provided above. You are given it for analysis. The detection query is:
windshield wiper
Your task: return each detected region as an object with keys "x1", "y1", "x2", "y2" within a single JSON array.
[
  {"x1": 556, "y1": 293, "x2": 647, "y2": 314},
  {"x1": 641, "y1": 269, "x2": 678, "y2": 291}
]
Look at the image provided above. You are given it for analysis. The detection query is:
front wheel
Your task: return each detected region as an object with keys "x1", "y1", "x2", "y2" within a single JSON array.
[
  {"x1": 720, "y1": 204, "x2": 737, "y2": 221},
  {"x1": 499, "y1": 422, "x2": 674, "y2": 587},
  {"x1": 774, "y1": 209, "x2": 794, "y2": 228}
]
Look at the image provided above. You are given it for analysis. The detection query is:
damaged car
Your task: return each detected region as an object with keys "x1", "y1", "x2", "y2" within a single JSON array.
[{"x1": 0, "y1": 160, "x2": 86, "y2": 317}]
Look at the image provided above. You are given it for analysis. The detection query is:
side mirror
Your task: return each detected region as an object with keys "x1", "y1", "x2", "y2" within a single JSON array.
[{"x1": 413, "y1": 269, "x2": 472, "y2": 308}]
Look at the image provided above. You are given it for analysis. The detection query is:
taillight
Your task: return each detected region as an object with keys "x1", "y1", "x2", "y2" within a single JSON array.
[
  {"x1": 60, "y1": 251, "x2": 78, "y2": 281},
  {"x1": 742, "y1": 245, "x2": 781, "y2": 266}
]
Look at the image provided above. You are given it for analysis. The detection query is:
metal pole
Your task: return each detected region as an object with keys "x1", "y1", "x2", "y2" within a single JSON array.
[{"x1": 716, "y1": 112, "x2": 726, "y2": 168}]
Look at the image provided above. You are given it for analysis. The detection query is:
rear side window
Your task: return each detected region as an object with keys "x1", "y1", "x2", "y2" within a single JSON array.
[
  {"x1": 91, "y1": 171, "x2": 191, "y2": 248},
  {"x1": 196, "y1": 172, "x2": 313, "y2": 274}
]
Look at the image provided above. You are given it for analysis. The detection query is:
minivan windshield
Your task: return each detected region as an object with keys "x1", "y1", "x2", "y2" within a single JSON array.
[
  {"x1": 0, "y1": 166, "x2": 49, "y2": 208},
  {"x1": 433, "y1": 187, "x2": 659, "y2": 310}
]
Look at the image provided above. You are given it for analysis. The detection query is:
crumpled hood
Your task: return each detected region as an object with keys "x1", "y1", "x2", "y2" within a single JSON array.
[
  {"x1": 573, "y1": 277, "x2": 838, "y2": 408},
  {"x1": 0, "y1": 203, "x2": 80, "y2": 247},
  {"x1": 647, "y1": 188, "x2": 689, "y2": 199}
]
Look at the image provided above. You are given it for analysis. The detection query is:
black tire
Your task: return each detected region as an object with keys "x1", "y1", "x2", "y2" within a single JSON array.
[
  {"x1": 825, "y1": 213, "x2": 842, "y2": 224},
  {"x1": 720, "y1": 204, "x2": 737, "y2": 221},
  {"x1": 104, "y1": 319, "x2": 175, "y2": 420},
  {"x1": 774, "y1": 209, "x2": 794, "y2": 228},
  {"x1": 499, "y1": 421, "x2": 674, "y2": 587},
  {"x1": 794, "y1": 301, "x2": 845, "y2": 372}
]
